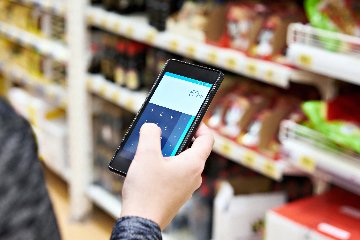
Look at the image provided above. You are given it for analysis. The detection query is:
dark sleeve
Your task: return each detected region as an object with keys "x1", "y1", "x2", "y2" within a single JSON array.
[
  {"x1": 110, "y1": 216, "x2": 162, "y2": 240},
  {"x1": 0, "y1": 98, "x2": 61, "y2": 240}
]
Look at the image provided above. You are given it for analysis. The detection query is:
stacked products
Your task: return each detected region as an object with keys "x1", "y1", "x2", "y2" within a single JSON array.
[
  {"x1": 0, "y1": 36, "x2": 66, "y2": 85},
  {"x1": 0, "y1": 0, "x2": 66, "y2": 43},
  {"x1": 89, "y1": 29, "x2": 180, "y2": 90}
]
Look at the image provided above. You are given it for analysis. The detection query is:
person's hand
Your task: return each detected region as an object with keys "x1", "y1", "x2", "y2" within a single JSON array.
[{"x1": 120, "y1": 123, "x2": 214, "y2": 230}]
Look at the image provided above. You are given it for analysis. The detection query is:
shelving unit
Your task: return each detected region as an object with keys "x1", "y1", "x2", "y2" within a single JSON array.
[
  {"x1": 86, "y1": 7, "x2": 324, "y2": 89},
  {"x1": 280, "y1": 120, "x2": 360, "y2": 195},
  {"x1": 18, "y1": 0, "x2": 66, "y2": 16},
  {"x1": 0, "y1": 21, "x2": 69, "y2": 62},
  {"x1": 287, "y1": 23, "x2": 360, "y2": 86},
  {"x1": 0, "y1": 62, "x2": 67, "y2": 106}
]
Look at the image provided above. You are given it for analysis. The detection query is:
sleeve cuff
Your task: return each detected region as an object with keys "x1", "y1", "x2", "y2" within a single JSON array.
[{"x1": 110, "y1": 216, "x2": 162, "y2": 240}]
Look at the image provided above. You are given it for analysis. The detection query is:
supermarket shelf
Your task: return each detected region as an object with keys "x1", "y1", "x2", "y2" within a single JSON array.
[
  {"x1": 0, "y1": 62, "x2": 67, "y2": 106},
  {"x1": 287, "y1": 23, "x2": 360, "y2": 86},
  {"x1": 213, "y1": 132, "x2": 286, "y2": 180},
  {"x1": 280, "y1": 120, "x2": 360, "y2": 195},
  {"x1": 86, "y1": 184, "x2": 122, "y2": 219},
  {"x1": 87, "y1": 7, "x2": 319, "y2": 88},
  {"x1": 87, "y1": 74, "x2": 146, "y2": 113},
  {"x1": 17, "y1": 0, "x2": 66, "y2": 15},
  {"x1": 88, "y1": 74, "x2": 287, "y2": 180},
  {"x1": 0, "y1": 21, "x2": 69, "y2": 62}
]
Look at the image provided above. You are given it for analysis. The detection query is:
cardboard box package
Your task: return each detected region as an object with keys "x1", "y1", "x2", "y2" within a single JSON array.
[{"x1": 266, "y1": 188, "x2": 360, "y2": 240}]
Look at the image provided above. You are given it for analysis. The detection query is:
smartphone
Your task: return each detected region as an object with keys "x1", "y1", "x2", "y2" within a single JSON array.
[{"x1": 109, "y1": 59, "x2": 224, "y2": 176}]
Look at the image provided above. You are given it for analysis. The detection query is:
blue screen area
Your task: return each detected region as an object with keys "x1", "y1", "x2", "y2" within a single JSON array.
[{"x1": 117, "y1": 72, "x2": 212, "y2": 161}]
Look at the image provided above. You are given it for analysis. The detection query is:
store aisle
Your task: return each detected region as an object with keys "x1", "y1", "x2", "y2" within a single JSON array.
[{"x1": 44, "y1": 166, "x2": 115, "y2": 240}]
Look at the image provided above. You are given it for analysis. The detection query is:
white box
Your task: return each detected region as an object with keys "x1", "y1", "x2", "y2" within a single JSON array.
[{"x1": 212, "y1": 181, "x2": 285, "y2": 240}]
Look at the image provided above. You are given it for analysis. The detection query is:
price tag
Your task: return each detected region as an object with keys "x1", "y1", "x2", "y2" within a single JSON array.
[
  {"x1": 221, "y1": 141, "x2": 232, "y2": 156},
  {"x1": 125, "y1": 99, "x2": 134, "y2": 111},
  {"x1": 126, "y1": 26, "x2": 134, "y2": 37},
  {"x1": 114, "y1": 22, "x2": 121, "y2": 32},
  {"x1": 169, "y1": 40, "x2": 178, "y2": 52},
  {"x1": 298, "y1": 54, "x2": 312, "y2": 67},
  {"x1": 99, "y1": 83, "x2": 107, "y2": 97},
  {"x1": 111, "y1": 91, "x2": 120, "y2": 103},
  {"x1": 246, "y1": 62, "x2": 257, "y2": 76},
  {"x1": 299, "y1": 156, "x2": 315, "y2": 172},
  {"x1": 145, "y1": 31, "x2": 156, "y2": 44},
  {"x1": 27, "y1": 104, "x2": 37, "y2": 127},
  {"x1": 265, "y1": 69, "x2": 274, "y2": 82},
  {"x1": 226, "y1": 57, "x2": 237, "y2": 70},
  {"x1": 263, "y1": 161, "x2": 277, "y2": 178},
  {"x1": 87, "y1": 14, "x2": 94, "y2": 24},
  {"x1": 243, "y1": 151, "x2": 255, "y2": 167},
  {"x1": 100, "y1": 18, "x2": 107, "y2": 28},
  {"x1": 186, "y1": 45, "x2": 196, "y2": 57},
  {"x1": 207, "y1": 51, "x2": 218, "y2": 64}
]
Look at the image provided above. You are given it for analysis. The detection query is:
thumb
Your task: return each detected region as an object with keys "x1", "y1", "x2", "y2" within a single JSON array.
[{"x1": 135, "y1": 123, "x2": 162, "y2": 158}]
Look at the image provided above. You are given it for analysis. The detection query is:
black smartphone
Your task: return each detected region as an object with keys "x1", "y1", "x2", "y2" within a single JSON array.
[{"x1": 109, "y1": 59, "x2": 224, "y2": 176}]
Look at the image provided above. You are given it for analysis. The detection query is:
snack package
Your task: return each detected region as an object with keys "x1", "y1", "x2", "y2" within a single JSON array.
[
  {"x1": 302, "y1": 99, "x2": 360, "y2": 154},
  {"x1": 226, "y1": 3, "x2": 265, "y2": 52}
]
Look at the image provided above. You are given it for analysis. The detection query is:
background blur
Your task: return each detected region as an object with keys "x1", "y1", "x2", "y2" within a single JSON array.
[{"x1": 1, "y1": 0, "x2": 360, "y2": 239}]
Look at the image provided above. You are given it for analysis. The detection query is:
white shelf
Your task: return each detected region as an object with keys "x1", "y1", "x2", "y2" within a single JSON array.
[
  {"x1": 87, "y1": 74, "x2": 146, "y2": 113},
  {"x1": 287, "y1": 23, "x2": 360, "y2": 86},
  {"x1": 86, "y1": 184, "x2": 122, "y2": 219},
  {"x1": 86, "y1": 7, "x2": 320, "y2": 88},
  {"x1": 18, "y1": 0, "x2": 66, "y2": 15},
  {"x1": 88, "y1": 74, "x2": 287, "y2": 180},
  {"x1": 0, "y1": 21, "x2": 68, "y2": 62},
  {"x1": 280, "y1": 120, "x2": 360, "y2": 195},
  {"x1": 0, "y1": 62, "x2": 67, "y2": 106},
  {"x1": 213, "y1": 132, "x2": 286, "y2": 180}
]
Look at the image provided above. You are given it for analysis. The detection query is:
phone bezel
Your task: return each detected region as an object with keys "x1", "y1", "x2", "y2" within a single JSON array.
[{"x1": 109, "y1": 59, "x2": 224, "y2": 176}]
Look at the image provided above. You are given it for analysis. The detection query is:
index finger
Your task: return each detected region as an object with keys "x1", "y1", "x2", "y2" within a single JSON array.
[{"x1": 180, "y1": 124, "x2": 214, "y2": 161}]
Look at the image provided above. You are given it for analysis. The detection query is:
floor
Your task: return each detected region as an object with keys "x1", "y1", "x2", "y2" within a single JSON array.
[{"x1": 44, "y1": 166, "x2": 115, "y2": 240}]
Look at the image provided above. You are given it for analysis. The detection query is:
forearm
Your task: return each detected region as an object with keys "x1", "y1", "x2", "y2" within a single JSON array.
[{"x1": 110, "y1": 216, "x2": 162, "y2": 240}]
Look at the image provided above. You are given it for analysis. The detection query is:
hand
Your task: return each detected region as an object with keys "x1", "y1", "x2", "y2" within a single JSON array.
[{"x1": 120, "y1": 123, "x2": 214, "y2": 230}]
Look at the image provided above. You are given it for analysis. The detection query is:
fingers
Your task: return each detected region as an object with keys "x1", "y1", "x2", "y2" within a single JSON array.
[
  {"x1": 195, "y1": 123, "x2": 212, "y2": 138},
  {"x1": 180, "y1": 124, "x2": 214, "y2": 162},
  {"x1": 135, "y1": 123, "x2": 162, "y2": 157}
]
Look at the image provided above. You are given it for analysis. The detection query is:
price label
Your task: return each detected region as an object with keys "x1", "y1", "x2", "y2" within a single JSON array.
[
  {"x1": 99, "y1": 84, "x2": 107, "y2": 96},
  {"x1": 145, "y1": 31, "x2": 156, "y2": 44},
  {"x1": 208, "y1": 51, "x2": 218, "y2": 64},
  {"x1": 265, "y1": 69, "x2": 274, "y2": 82},
  {"x1": 299, "y1": 156, "x2": 315, "y2": 172},
  {"x1": 125, "y1": 99, "x2": 135, "y2": 111},
  {"x1": 114, "y1": 22, "x2": 121, "y2": 32},
  {"x1": 263, "y1": 161, "x2": 277, "y2": 178},
  {"x1": 87, "y1": 15, "x2": 94, "y2": 24},
  {"x1": 226, "y1": 57, "x2": 237, "y2": 70},
  {"x1": 126, "y1": 26, "x2": 134, "y2": 37},
  {"x1": 221, "y1": 141, "x2": 232, "y2": 156},
  {"x1": 186, "y1": 45, "x2": 196, "y2": 57},
  {"x1": 298, "y1": 54, "x2": 312, "y2": 67},
  {"x1": 27, "y1": 104, "x2": 37, "y2": 127},
  {"x1": 100, "y1": 18, "x2": 107, "y2": 28},
  {"x1": 111, "y1": 91, "x2": 120, "y2": 103},
  {"x1": 243, "y1": 151, "x2": 255, "y2": 167},
  {"x1": 169, "y1": 40, "x2": 178, "y2": 51},
  {"x1": 246, "y1": 63, "x2": 257, "y2": 76}
]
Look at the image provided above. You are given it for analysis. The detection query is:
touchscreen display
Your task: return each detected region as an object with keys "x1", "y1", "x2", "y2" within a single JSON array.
[{"x1": 116, "y1": 72, "x2": 213, "y2": 162}]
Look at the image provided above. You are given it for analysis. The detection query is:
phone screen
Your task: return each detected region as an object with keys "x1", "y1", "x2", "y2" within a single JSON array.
[{"x1": 116, "y1": 72, "x2": 213, "y2": 162}]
